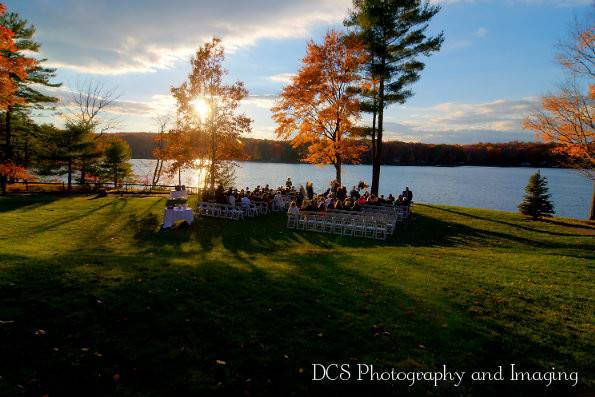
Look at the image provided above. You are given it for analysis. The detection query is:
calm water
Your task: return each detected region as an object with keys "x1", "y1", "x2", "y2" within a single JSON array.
[{"x1": 131, "y1": 159, "x2": 593, "y2": 219}]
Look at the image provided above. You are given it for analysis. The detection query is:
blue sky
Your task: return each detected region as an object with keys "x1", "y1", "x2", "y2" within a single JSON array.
[{"x1": 5, "y1": 0, "x2": 593, "y2": 143}]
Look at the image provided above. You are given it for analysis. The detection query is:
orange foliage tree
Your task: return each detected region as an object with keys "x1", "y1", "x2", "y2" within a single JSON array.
[
  {"x1": 0, "y1": 2, "x2": 36, "y2": 185},
  {"x1": 272, "y1": 30, "x2": 368, "y2": 185},
  {"x1": 171, "y1": 38, "x2": 251, "y2": 189},
  {"x1": 524, "y1": 15, "x2": 595, "y2": 219},
  {"x1": 0, "y1": 3, "x2": 35, "y2": 110}
]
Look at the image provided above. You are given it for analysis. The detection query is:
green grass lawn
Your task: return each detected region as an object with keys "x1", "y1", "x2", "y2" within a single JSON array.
[{"x1": 0, "y1": 195, "x2": 593, "y2": 396}]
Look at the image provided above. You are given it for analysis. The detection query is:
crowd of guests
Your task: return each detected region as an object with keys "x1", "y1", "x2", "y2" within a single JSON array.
[
  {"x1": 287, "y1": 179, "x2": 413, "y2": 215},
  {"x1": 203, "y1": 178, "x2": 413, "y2": 213}
]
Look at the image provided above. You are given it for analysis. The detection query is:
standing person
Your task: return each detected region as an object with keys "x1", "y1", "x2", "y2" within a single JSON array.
[
  {"x1": 403, "y1": 187, "x2": 413, "y2": 203},
  {"x1": 306, "y1": 181, "x2": 314, "y2": 200},
  {"x1": 337, "y1": 186, "x2": 347, "y2": 200},
  {"x1": 286, "y1": 177, "x2": 293, "y2": 189},
  {"x1": 296, "y1": 188, "x2": 304, "y2": 207},
  {"x1": 350, "y1": 186, "x2": 360, "y2": 200}
]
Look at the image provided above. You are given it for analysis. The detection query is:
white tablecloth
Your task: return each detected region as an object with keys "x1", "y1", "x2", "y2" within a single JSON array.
[
  {"x1": 169, "y1": 190, "x2": 188, "y2": 199},
  {"x1": 162, "y1": 207, "x2": 194, "y2": 228}
]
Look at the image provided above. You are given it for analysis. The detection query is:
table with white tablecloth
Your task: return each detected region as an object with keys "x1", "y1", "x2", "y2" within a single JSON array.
[{"x1": 162, "y1": 207, "x2": 194, "y2": 228}]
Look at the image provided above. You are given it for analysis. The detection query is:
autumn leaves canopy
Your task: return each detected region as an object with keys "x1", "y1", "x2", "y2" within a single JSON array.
[
  {"x1": 0, "y1": 3, "x2": 36, "y2": 110},
  {"x1": 272, "y1": 31, "x2": 368, "y2": 185}
]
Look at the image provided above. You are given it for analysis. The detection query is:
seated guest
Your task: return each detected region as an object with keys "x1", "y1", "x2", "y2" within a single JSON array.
[
  {"x1": 387, "y1": 194, "x2": 395, "y2": 204},
  {"x1": 334, "y1": 199, "x2": 343, "y2": 210},
  {"x1": 379, "y1": 195, "x2": 386, "y2": 205},
  {"x1": 358, "y1": 196, "x2": 367, "y2": 206},
  {"x1": 343, "y1": 199, "x2": 352, "y2": 210},
  {"x1": 396, "y1": 194, "x2": 406, "y2": 206},
  {"x1": 228, "y1": 193, "x2": 236, "y2": 206},
  {"x1": 350, "y1": 186, "x2": 359, "y2": 200},
  {"x1": 318, "y1": 200, "x2": 327, "y2": 212},
  {"x1": 241, "y1": 195, "x2": 251, "y2": 207},
  {"x1": 288, "y1": 201, "x2": 300, "y2": 215}
]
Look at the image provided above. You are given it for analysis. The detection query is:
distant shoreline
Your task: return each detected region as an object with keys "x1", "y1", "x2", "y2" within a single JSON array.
[{"x1": 130, "y1": 158, "x2": 574, "y2": 169}]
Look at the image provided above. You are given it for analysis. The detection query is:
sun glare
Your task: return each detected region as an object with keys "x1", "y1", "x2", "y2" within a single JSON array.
[{"x1": 190, "y1": 97, "x2": 211, "y2": 121}]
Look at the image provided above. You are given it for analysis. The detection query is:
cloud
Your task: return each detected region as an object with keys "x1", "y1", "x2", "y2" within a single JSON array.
[
  {"x1": 242, "y1": 94, "x2": 277, "y2": 109},
  {"x1": 381, "y1": 97, "x2": 540, "y2": 143},
  {"x1": 268, "y1": 73, "x2": 296, "y2": 83},
  {"x1": 474, "y1": 27, "x2": 488, "y2": 38},
  {"x1": 21, "y1": 0, "x2": 351, "y2": 75}
]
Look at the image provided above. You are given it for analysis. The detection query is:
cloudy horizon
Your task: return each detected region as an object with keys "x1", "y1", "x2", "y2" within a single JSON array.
[{"x1": 5, "y1": 0, "x2": 592, "y2": 144}]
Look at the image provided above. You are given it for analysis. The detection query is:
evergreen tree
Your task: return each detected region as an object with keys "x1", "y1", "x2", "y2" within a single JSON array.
[
  {"x1": 0, "y1": 7, "x2": 60, "y2": 193},
  {"x1": 518, "y1": 171, "x2": 555, "y2": 219},
  {"x1": 35, "y1": 122, "x2": 98, "y2": 191},
  {"x1": 97, "y1": 138, "x2": 132, "y2": 188},
  {"x1": 345, "y1": 0, "x2": 444, "y2": 195}
]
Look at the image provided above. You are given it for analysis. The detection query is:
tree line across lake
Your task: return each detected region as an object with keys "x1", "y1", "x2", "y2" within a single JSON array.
[{"x1": 115, "y1": 132, "x2": 570, "y2": 168}]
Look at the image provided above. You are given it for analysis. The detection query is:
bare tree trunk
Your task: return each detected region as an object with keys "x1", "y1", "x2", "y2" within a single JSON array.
[
  {"x1": 67, "y1": 159, "x2": 73, "y2": 191},
  {"x1": 335, "y1": 157, "x2": 342, "y2": 186},
  {"x1": 152, "y1": 159, "x2": 162, "y2": 187},
  {"x1": 371, "y1": 100, "x2": 377, "y2": 179},
  {"x1": 372, "y1": 74, "x2": 384, "y2": 196},
  {"x1": 1, "y1": 107, "x2": 12, "y2": 195},
  {"x1": 590, "y1": 178, "x2": 595, "y2": 221}
]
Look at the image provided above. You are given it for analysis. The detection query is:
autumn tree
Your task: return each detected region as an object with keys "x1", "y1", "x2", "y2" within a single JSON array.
[
  {"x1": 171, "y1": 38, "x2": 251, "y2": 190},
  {"x1": 345, "y1": 0, "x2": 444, "y2": 195},
  {"x1": 0, "y1": 3, "x2": 59, "y2": 194},
  {"x1": 524, "y1": 12, "x2": 594, "y2": 220},
  {"x1": 151, "y1": 113, "x2": 171, "y2": 187},
  {"x1": 272, "y1": 30, "x2": 368, "y2": 185}
]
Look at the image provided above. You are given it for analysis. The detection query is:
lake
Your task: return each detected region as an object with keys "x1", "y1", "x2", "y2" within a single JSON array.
[{"x1": 131, "y1": 159, "x2": 593, "y2": 219}]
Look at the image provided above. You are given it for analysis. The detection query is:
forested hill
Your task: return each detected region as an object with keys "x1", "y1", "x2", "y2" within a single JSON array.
[{"x1": 112, "y1": 132, "x2": 569, "y2": 167}]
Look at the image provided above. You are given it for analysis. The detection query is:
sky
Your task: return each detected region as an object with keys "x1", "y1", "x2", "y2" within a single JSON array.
[{"x1": 4, "y1": 0, "x2": 593, "y2": 144}]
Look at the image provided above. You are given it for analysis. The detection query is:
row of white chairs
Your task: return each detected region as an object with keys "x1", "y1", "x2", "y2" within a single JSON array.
[
  {"x1": 196, "y1": 201, "x2": 270, "y2": 221},
  {"x1": 326, "y1": 209, "x2": 397, "y2": 235},
  {"x1": 197, "y1": 202, "x2": 245, "y2": 220},
  {"x1": 287, "y1": 212, "x2": 390, "y2": 240},
  {"x1": 361, "y1": 204, "x2": 412, "y2": 222}
]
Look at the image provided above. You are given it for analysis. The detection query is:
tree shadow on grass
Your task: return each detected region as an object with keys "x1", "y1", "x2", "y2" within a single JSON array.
[
  {"x1": 0, "y1": 252, "x2": 589, "y2": 397},
  {"x1": 0, "y1": 195, "x2": 58, "y2": 213},
  {"x1": 426, "y1": 204, "x2": 595, "y2": 238},
  {"x1": 129, "y1": 209, "x2": 595, "y2": 263}
]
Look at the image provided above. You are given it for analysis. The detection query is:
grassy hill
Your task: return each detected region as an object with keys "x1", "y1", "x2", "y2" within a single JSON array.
[{"x1": 0, "y1": 195, "x2": 593, "y2": 396}]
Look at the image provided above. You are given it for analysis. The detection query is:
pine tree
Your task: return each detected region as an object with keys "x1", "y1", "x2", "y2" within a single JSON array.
[
  {"x1": 97, "y1": 138, "x2": 132, "y2": 188},
  {"x1": 345, "y1": 0, "x2": 444, "y2": 195},
  {"x1": 1, "y1": 6, "x2": 60, "y2": 193},
  {"x1": 518, "y1": 171, "x2": 555, "y2": 219},
  {"x1": 35, "y1": 122, "x2": 99, "y2": 191}
]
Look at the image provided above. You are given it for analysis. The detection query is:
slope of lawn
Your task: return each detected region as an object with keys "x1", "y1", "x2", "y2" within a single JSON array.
[{"x1": 0, "y1": 195, "x2": 593, "y2": 396}]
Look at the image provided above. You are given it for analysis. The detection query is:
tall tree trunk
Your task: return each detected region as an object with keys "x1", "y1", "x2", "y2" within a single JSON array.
[
  {"x1": 1, "y1": 107, "x2": 12, "y2": 195},
  {"x1": 209, "y1": 128, "x2": 216, "y2": 190},
  {"x1": 67, "y1": 159, "x2": 72, "y2": 191},
  {"x1": 372, "y1": 74, "x2": 385, "y2": 196},
  {"x1": 371, "y1": 99, "x2": 377, "y2": 177},
  {"x1": 178, "y1": 168, "x2": 182, "y2": 186},
  {"x1": 4, "y1": 106, "x2": 12, "y2": 161},
  {"x1": 590, "y1": 178, "x2": 595, "y2": 221},
  {"x1": 335, "y1": 153, "x2": 342, "y2": 186},
  {"x1": 152, "y1": 159, "x2": 162, "y2": 187}
]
